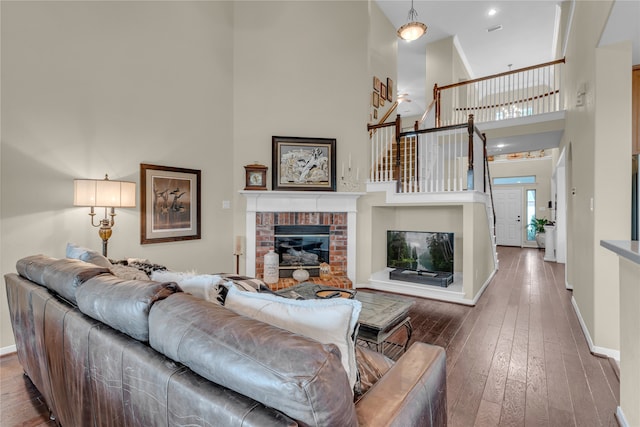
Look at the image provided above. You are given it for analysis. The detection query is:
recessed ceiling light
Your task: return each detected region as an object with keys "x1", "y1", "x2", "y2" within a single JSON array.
[
  {"x1": 488, "y1": 8, "x2": 497, "y2": 16},
  {"x1": 487, "y1": 24, "x2": 503, "y2": 33}
]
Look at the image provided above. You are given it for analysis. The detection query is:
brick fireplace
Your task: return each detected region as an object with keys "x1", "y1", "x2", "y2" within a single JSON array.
[
  {"x1": 242, "y1": 191, "x2": 363, "y2": 289},
  {"x1": 255, "y1": 212, "x2": 347, "y2": 280}
]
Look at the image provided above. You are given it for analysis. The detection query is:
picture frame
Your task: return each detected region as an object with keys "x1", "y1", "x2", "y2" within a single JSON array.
[
  {"x1": 272, "y1": 136, "x2": 336, "y2": 191},
  {"x1": 373, "y1": 76, "x2": 380, "y2": 92},
  {"x1": 140, "y1": 163, "x2": 201, "y2": 244},
  {"x1": 386, "y1": 78, "x2": 393, "y2": 101},
  {"x1": 373, "y1": 109, "x2": 378, "y2": 120},
  {"x1": 373, "y1": 91, "x2": 380, "y2": 108},
  {"x1": 380, "y1": 83, "x2": 387, "y2": 102}
]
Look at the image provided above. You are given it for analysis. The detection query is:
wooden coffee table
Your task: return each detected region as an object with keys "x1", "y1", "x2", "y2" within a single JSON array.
[{"x1": 276, "y1": 283, "x2": 414, "y2": 359}]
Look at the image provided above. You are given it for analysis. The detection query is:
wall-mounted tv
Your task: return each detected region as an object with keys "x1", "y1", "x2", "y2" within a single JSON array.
[{"x1": 386, "y1": 230, "x2": 454, "y2": 273}]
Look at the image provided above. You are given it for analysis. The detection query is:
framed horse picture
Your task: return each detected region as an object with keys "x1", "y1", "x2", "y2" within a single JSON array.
[{"x1": 272, "y1": 136, "x2": 336, "y2": 191}]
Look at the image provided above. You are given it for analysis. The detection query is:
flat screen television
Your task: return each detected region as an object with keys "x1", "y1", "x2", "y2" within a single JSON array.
[{"x1": 386, "y1": 230, "x2": 454, "y2": 273}]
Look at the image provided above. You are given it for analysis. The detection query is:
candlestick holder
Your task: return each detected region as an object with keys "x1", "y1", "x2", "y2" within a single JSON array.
[
  {"x1": 233, "y1": 236, "x2": 244, "y2": 275},
  {"x1": 340, "y1": 166, "x2": 360, "y2": 191}
]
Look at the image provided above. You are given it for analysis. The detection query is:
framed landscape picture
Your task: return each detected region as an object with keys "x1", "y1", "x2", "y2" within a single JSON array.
[
  {"x1": 140, "y1": 163, "x2": 201, "y2": 244},
  {"x1": 272, "y1": 136, "x2": 336, "y2": 191}
]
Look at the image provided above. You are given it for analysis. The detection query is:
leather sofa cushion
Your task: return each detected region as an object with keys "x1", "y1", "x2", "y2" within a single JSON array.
[
  {"x1": 76, "y1": 275, "x2": 180, "y2": 342},
  {"x1": 149, "y1": 293, "x2": 358, "y2": 427},
  {"x1": 224, "y1": 285, "x2": 361, "y2": 391},
  {"x1": 16, "y1": 255, "x2": 110, "y2": 305}
]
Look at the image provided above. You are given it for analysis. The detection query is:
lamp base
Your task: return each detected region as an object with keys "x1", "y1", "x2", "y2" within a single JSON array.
[{"x1": 98, "y1": 222, "x2": 112, "y2": 257}]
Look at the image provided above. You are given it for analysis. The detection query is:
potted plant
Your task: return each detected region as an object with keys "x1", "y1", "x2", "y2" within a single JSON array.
[{"x1": 530, "y1": 217, "x2": 549, "y2": 248}]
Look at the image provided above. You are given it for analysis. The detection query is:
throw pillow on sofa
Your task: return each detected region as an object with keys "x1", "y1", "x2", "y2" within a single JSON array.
[
  {"x1": 65, "y1": 242, "x2": 112, "y2": 268},
  {"x1": 224, "y1": 285, "x2": 362, "y2": 392},
  {"x1": 109, "y1": 264, "x2": 150, "y2": 281},
  {"x1": 151, "y1": 270, "x2": 224, "y2": 304}
]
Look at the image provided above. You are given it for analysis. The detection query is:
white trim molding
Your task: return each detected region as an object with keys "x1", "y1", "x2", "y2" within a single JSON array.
[
  {"x1": 571, "y1": 296, "x2": 620, "y2": 362},
  {"x1": 616, "y1": 406, "x2": 628, "y2": 427},
  {"x1": 1, "y1": 345, "x2": 16, "y2": 356}
]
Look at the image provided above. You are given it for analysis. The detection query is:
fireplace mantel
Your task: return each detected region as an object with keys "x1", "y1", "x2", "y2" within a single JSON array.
[
  {"x1": 241, "y1": 191, "x2": 364, "y2": 213},
  {"x1": 241, "y1": 191, "x2": 364, "y2": 281}
]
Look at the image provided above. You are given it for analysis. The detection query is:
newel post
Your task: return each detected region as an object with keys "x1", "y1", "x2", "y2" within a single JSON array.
[
  {"x1": 395, "y1": 114, "x2": 402, "y2": 193},
  {"x1": 434, "y1": 84, "x2": 441, "y2": 128},
  {"x1": 467, "y1": 114, "x2": 475, "y2": 190}
]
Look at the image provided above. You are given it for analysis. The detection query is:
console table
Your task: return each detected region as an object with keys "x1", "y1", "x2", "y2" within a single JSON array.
[{"x1": 277, "y1": 283, "x2": 414, "y2": 360}]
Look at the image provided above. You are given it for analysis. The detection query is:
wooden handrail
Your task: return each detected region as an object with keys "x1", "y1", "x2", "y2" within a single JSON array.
[
  {"x1": 414, "y1": 98, "x2": 437, "y2": 130},
  {"x1": 378, "y1": 101, "x2": 398, "y2": 124},
  {"x1": 368, "y1": 101, "x2": 398, "y2": 136},
  {"x1": 367, "y1": 121, "x2": 395, "y2": 131},
  {"x1": 436, "y1": 58, "x2": 565, "y2": 92}
]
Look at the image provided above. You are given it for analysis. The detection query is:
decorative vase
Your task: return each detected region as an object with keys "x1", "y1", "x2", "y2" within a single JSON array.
[
  {"x1": 535, "y1": 232, "x2": 546, "y2": 249},
  {"x1": 263, "y1": 249, "x2": 279, "y2": 284},
  {"x1": 319, "y1": 262, "x2": 332, "y2": 280},
  {"x1": 292, "y1": 267, "x2": 310, "y2": 283}
]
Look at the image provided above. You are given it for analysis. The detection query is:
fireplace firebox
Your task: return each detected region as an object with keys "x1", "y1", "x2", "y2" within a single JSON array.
[{"x1": 274, "y1": 225, "x2": 330, "y2": 278}]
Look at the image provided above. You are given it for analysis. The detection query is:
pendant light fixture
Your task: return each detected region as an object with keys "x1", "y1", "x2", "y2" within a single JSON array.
[{"x1": 397, "y1": 0, "x2": 427, "y2": 42}]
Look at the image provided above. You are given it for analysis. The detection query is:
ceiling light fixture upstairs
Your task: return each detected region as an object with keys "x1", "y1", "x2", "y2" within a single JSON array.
[
  {"x1": 397, "y1": 0, "x2": 427, "y2": 42},
  {"x1": 488, "y1": 8, "x2": 497, "y2": 16},
  {"x1": 397, "y1": 93, "x2": 412, "y2": 103}
]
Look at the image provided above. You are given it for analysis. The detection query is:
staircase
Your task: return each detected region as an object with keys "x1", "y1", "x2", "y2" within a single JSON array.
[{"x1": 372, "y1": 136, "x2": 417, "y2": 184}]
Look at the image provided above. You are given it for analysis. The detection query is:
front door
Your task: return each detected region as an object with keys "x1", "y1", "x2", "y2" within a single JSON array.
[{"x1": 494, "y1": 188, "x2": 523, "y2": 246}]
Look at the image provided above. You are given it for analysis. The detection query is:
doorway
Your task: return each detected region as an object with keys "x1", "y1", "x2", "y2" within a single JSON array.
[{"x1": 494, "y1": 188, "x2": 523, "y2": 246}]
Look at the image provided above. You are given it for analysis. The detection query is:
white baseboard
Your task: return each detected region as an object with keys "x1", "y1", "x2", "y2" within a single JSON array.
[
  {"x1": 565, "y1": 279, "x2": 573, "y2": 290},
  {"x1": 571, "y1": 296, "x2": 620, "y2": 362},
  {"x1": 0, "y1": 345, "x2": 16, "y2": 356},
  {"x1": 362, "y1": 269, "x2": 496, "y2": 306},
  {"x1": 471, "y1": 270, "x2": 496, "y2": 305},
  {"x1": 616, "y1": 406, "x2": 628, "y2": 427}
]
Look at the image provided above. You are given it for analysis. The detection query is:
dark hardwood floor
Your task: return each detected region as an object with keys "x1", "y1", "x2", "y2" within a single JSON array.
[
  {"x1": 0, "y1": 247, "x2": 619, "y2": 426},
  {"x1": 407, "y1": 246, "x2": 619, "y2": 427}
]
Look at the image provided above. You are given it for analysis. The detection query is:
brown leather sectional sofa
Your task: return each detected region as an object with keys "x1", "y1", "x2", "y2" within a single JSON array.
[{"x1": 5, "y1": 254, "x2": 447, "y2": 426}]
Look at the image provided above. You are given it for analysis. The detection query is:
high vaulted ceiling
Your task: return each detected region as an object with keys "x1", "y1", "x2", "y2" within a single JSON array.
[
  {"x1": 376, "y1": 0, "x2": 561, "y2": 117},
  {"x1": 376, "y1": 0, "x2": 639, "y2": 119}
]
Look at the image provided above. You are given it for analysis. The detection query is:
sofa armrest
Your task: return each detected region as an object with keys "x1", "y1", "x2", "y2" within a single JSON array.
[{"x1": 355, "y1": 342, "x2": 446, "y2": 427}]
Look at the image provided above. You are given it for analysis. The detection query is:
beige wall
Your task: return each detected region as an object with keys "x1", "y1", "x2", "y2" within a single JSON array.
[
  {"x1": 619, "y1": 256, "x2": 640, "y2": 426},
  {"x1": 592, "y1": 41, "x2": 632, "y2": 350},
  {"x1": 562, "y1": 0, "x2": 631, "y2": 353},
  {"x1": 0, "y1": 1, "x2": 236, "y2": 349},
  {"x1": 368, "y1": 1, "x2": 397, "y2": 125},
  {"x1": 232, "y1": 1, "x2": 389, "y2": 275},
  {"x1": 468, "y1": 202, "x2": 495, "y2": 298},
  {"x1": 425, "y1": 36, "x2": 470, "y2": 106}
]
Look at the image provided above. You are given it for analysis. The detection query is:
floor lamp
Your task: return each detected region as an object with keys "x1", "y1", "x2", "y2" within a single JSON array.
[{"x1": 74, "y1": 174, "x2": 136, "y2": 257}]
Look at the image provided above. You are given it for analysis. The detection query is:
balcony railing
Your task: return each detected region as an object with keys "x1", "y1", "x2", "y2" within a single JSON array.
[
  {"x1": 368, "y1": 114, "x2": 487, "y2": 194},
  {"x1": 434, "y1": 58, "x2": 565, "y2": 127}
]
